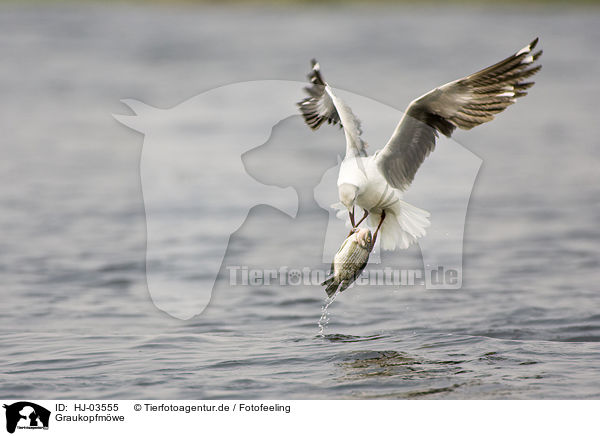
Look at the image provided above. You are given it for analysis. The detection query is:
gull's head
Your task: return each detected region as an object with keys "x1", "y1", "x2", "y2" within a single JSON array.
[
  {"x1": 355, "y1": 228, "x2": 372, "y2": 249},
  {"x1": 338, "y1": 183, "x2": 358, "y2": 210}
]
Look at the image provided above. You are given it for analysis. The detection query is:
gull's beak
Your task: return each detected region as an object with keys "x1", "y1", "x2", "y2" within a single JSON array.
[{"x1": 339, "y1": 183, "x2": 358, "y2": 210}]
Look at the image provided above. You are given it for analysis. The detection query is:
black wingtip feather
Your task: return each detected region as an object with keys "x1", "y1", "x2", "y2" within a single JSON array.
[
  {"x1": 529, "y1": 37, "x2": 539, "y2": 51},
  {"x1": 297, "y1": 58, "x2": 348, "y2": 132},
  {"x1": 307, "y1": 59, "x2": 326, "y2": 86}
]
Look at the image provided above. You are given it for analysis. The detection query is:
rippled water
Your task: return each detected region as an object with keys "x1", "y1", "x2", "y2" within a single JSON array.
[{"x1": 1, "y1": 3, "x2": 599, "y2": 399}]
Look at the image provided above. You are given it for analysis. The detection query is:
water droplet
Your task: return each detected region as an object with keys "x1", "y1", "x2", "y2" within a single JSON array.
[{"x1": 317, "y1": 290, "x2": 341, "y2": 337}]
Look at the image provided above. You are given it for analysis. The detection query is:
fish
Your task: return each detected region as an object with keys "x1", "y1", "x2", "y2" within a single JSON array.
[{"x1": 321, "y1": 227, "x2": 374, "y2": 297}]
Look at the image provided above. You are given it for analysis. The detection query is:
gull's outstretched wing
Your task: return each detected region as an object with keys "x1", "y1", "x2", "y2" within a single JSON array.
[
  {"x1": 297, "y1": 60, "x2": 368, "y2": 158},
  {"x1": 376, "y1": 38, "x2": 543, "y2": 190}
]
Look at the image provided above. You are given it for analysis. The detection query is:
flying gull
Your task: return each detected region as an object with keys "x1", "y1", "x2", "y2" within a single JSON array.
[{"x1": 298, "y1": 38, "x2": 542, "y2": 250}]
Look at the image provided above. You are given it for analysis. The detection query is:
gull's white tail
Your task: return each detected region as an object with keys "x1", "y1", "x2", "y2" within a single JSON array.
[
  {"x1": 333, "y1": 199, "x2": 430, "y2": 251},
  {"x1": 368, "y1": 200, "x2": 430, "y2": 251}
]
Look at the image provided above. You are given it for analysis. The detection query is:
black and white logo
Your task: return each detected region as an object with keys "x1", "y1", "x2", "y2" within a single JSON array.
[{"x1": 3, "y1": 402, "x2": 50, "y2": 434}]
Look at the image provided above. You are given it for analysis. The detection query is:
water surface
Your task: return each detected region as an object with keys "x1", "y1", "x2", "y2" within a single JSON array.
[{"x1": 1, "y1": 3, "x2": 599, "y2": 399}]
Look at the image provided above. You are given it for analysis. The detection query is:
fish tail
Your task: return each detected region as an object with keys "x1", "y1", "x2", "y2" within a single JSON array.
[
  {"x1": 338, "y1": 280, "x2": 352, "y2": 293},
  {"x1": 322, "y1": 277, "x2": 339, "y2": 297}
]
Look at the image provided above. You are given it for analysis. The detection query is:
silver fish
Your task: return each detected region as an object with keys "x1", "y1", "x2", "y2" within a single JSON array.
[{"x1": 322, "y1": 227, "x2": 374, "y2": 297}]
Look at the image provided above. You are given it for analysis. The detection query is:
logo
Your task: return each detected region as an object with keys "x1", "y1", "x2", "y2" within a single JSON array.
[
  {"x1": 3, "y1": 402, "x2": 50, "y2": 434},
  {"x1": 114, "y1": 81, "x2": 480, "y2": 319}
]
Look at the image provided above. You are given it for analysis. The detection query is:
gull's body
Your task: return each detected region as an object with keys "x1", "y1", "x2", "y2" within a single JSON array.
[
  {"x1": 336, "y1": 154, "x2": 429, "y2": 250},
  {"x1": 298, "y1": 39, "x2": 542, "y2": 250}
]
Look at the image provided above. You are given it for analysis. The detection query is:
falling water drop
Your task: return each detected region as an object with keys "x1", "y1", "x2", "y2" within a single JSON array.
[{"x1": 317, "y1": 290, "x2": 341, "y2": 337}]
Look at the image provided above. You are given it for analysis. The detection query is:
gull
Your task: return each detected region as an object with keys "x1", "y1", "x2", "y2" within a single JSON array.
[{"x1": 298, "y1": 38, "x2": 542, "y2": 250}]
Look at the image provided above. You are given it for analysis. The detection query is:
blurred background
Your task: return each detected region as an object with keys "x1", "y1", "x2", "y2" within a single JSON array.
[{"x1": 1, "y1": 0, "x2": 599, "y2": 399}]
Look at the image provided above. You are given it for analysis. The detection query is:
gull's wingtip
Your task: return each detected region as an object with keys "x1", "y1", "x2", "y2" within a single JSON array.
[
  {"x1": 306, "y1": 58, "x2": 326, "y2": 86},
  {"x1": 517, "y1": 37, "x2": 540, "y2": 56},
  {"x1": 530, "y1": 37, "x2": 539, "y2": 49}
]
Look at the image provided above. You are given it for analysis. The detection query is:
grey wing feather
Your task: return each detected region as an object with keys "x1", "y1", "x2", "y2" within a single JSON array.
[
  {"x1": 376, "y1": 38, "x2": 543, "y2": 190},
  {"x1": 297, "y1": 59, "x2": 368, "y2": 158}
]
